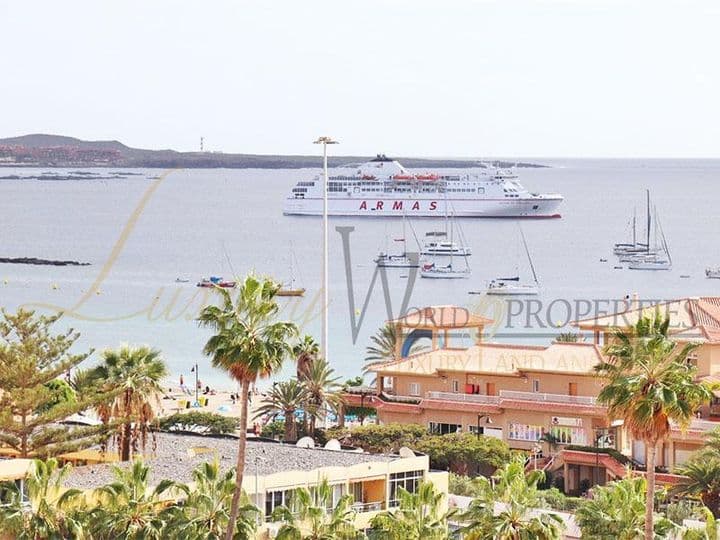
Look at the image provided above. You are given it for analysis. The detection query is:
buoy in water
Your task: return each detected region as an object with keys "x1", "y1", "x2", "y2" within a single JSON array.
[{"x1": 52, "y1": 283, "x2": 58, "y2": 290}]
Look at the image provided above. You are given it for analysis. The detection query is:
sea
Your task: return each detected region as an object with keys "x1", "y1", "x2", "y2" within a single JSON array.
[{"x1": 2, "y1": 159, "x2": 720, "y2": 389}]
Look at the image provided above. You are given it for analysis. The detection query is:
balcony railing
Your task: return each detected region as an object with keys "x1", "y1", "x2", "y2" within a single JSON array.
[
  {"x1": 680, "y1": 418, "x2": 720, "y2": 432},
  {"x1": 351, "y1": 501, "x2": 385, "y2": 513},
  {"x1": 499, "y1": 390, "x2": 600, "y2": 406},
  {"x1": 425, "y1": 391, "x2": 501, "y2": 405}
]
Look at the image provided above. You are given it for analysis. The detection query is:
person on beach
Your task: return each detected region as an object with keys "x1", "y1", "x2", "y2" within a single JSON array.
[{"x1": 180, "y1": 374, "x2": 190, "y2": 395}]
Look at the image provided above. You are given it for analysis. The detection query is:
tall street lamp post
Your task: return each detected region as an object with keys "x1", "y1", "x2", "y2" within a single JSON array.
[{"x1": 313, "y1": 136, "x2": 338, "y2": 359}]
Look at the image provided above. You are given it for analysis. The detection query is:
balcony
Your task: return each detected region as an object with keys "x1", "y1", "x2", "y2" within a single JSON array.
[
  {"x1": 499, "y1": 390, "x2": 599, "y2": 406},
  {"x1": 425, "y1": 391, "x2": 501, "y2": 405},
  {"x1": 680, "y1": 418, "x2": 720, "y2": 432},
  {"x1": 351, "y1": 501, "x2": 385, "y2": 513}
]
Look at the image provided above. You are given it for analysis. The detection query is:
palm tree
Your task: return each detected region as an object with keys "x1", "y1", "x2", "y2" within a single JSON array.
[
  {"x1": 364, "y1": 324, "x2": 426, "y2": 373},
  {"x1": 88, "y1": 460, "x2": 179, "y2": 540},
  {"x1": 370, "y1": 481, "x2": 451, "y2": 540},
  {"x1": 575, "y1": 477, "x2": 676, "y2": 540},
  {"x1": 198, "y1": 274, "x2": 297, "y2": 540},
  {"x1": 270, "y1": 479, "x2": 360, "y2": 539},
  {"x1": 699, "y1": 427, "x2": 720, "y2": 456},
  {"x1": 459, "y1": 459, "x2": 563, "y2": 540},
  {"x1": 254, "y1": 379, "x2": 308, "y2": 442},
  {"x1": 595, "y1": 314, "x2": 712, "y2": 540},
  {"x1": 175, "y1": 460, "x2": 259, "y2": 540},
  {"x1": 0, "y1": 458, "x2": 87, "y2": 540},
  {"x1": 91, "y1": 345, "x2": 168, "y2": 461},
  {"x1": 302, "y1": 358, "x2": 344, "y2": 437},
  {"x1": 673, "y1": 457, "x2": 720, "y2": 518},
  {"x1": 681, "y1": 506, "x2": 717, "y2": 540},
  {"x1": 293, "y1": 335, "x2": 320, "y2": 381}
]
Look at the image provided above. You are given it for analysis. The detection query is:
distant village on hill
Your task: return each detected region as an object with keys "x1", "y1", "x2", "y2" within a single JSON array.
[{"x1": 0, "y1": 134, "x2": 547, "y2": 169}]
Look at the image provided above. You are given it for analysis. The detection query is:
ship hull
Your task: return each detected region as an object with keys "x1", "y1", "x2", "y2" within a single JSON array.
[{"x1": 283, "y1": 196, "x2": 563, "y2": 218}]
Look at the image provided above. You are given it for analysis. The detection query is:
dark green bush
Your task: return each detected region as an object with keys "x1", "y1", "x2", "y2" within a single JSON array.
[{"x1": 158, "y1": 412, "x2": 238, "y2": 435}]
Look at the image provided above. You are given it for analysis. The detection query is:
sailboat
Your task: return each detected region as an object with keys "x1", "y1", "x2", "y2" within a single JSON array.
[
  {"x1": 277, "y1": 250, "x2": 306, "y2": 296},
  {"x1": 420, "y1": 211, "x2": 471, "y2": 256},
  {"x1": 706, "y1": 267, "x2": 720, "y2": 279},
  {"x1": 623, "y1": 191, "x2": 671, "y2": 271},
  {"x1": 375, "y1": 214, "x2": 420, "y2": 268},
  {"x1": 485, "y1": 224, "x2": 539, "y2": 295},
  {"x1": 613, "y1": 193, "x2": 659, "y2": 257},
  {"x1": 627, "y1": 208, "x2": 672, "y2": 270},
  {"x1": 420, "y1": 211, "x2": 471, "y2": 279}
]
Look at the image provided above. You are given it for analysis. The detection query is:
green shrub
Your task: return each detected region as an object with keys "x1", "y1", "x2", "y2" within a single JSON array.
[
  {"x1": 449, "y1": 473, "x2": 480, "y2": 496},
  {"x1": 537, "y1": 487, "x2": 584, "y2": 512},
  {"x1": 414, "y1": 433, "x2": 512, "y2": 476},
  {"x1": 260, "y1": 420, "x2": 286, "y2": 440},
  {"x1": 158, "y1": 412, "x2": 238, "y2": 435},
  {"x1": 332, "y1": 423, "x2": 428, "y2": 453}
]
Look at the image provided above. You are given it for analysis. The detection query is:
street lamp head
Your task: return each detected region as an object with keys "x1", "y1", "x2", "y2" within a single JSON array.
[{"x1": 314, "y1": 136, "x2": 339, "y2": 145}]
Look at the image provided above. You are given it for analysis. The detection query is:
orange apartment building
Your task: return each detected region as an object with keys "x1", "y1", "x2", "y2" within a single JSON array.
[{"x1": 346, "y1": 299, "x2": 720, "y2": 493}]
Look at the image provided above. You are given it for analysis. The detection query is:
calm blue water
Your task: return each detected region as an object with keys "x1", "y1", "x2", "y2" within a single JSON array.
[{"x1": 1, "y1": 160, "x2": 720, "y2": 388}]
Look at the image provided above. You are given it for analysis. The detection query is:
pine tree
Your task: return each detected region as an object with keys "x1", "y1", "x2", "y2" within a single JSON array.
[{"x1": 0, "y1": 309, "x2": 112, "y2": 457}]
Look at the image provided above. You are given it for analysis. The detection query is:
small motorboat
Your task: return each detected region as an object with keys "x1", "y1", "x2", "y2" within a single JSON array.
[
  {"x1": 277, "y1": 287, "x2": 306, "y2": 297},
  {"x1": 420, "y1": 262, "x2": 470, "y2": 279},
  {"x1": 197, "y1": 276, "x2": 236, "y2": 288},
  {"x1": 486, "y1": 277, "x2": 539, "y2": 296},
  {"x1": 707, "y1": 267, "x2": 720, "y2": 279},
  {"x1": 175, "y1": 277, "x2": 190, "y2": 283}
]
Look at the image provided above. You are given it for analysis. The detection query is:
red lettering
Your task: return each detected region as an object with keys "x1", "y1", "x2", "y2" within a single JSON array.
[
  {"x1": 376, "y1": 201, "x2": 384, "y2": 210},
  {"x1": 412, "y1": 201, "x2": 420, "y2": 210},
  {"x1": 429, "y1": 201, "x2": 437, "y2": 211},
  {"x1": 392, "y1": 201, "x2": 403, "y2": 210},
  {"x1": 359, "y1": 201, "x2": 367, "y2": 210}
]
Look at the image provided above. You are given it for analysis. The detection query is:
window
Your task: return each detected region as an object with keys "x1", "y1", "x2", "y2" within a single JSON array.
[
  {"x1": 686, "y1": 352, "x2": 698, "y2": 368},
  {"x1": 550, "y1": 426, "x2": 587, "y2": 445},
  {"x1": 389, "y1": 470, "x2": 424, "y2": 507},
  {"x1": 451, "y1": 379, "x2": 459, "y2": 393},
  {"x1": 428, "y1": 422, "x2": 461, "y2": 435},
  {"x1": 328, "y1": 483, "x2": 346, "y2": 511},
  {"x1": 508, "y1": 423, "x2": 546, "y2": 442},
  {"x1": 568, "y1": 382, "x2": 578, "y2": 396},
  {"x1": 350, "y1": 481, "x2": 363, "y2": 504},
  {"x1": 532, "y1": 379, "x2": 540, "y2": 393},
  {"x1": 265, "y1": 489, "x2": 294, "y2": 517},
  {"x1": 408, "y1": 382, "x2": 420, "y2": 396}
]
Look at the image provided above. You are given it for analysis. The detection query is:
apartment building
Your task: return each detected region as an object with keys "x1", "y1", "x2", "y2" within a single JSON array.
[
  {"x1": 347, "y1": 300, "x2": 720, "y2": 493},
  {"x1": 0, "y1": 433, "x2": 448, "y2": 538}
]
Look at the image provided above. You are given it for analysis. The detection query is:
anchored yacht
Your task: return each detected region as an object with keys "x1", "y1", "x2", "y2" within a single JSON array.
[{"x1": 283, "y1": 155, "x2": 563, "y2": 218}]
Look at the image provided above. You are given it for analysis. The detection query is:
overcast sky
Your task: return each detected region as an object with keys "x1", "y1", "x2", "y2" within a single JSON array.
[{"x1": 2, "y1": 1, "x2": 719, "y2": 157}]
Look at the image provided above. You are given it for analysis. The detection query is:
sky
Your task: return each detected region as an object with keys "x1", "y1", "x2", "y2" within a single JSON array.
[{"x1": 1, "y1": 1, "x2": 720, "y2": 158}]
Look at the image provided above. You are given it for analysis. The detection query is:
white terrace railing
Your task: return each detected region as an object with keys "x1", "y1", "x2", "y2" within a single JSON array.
[
  {"x1": 681, "y1": 418, "x2": 720, "y2": 432},
  {"x1": 499, "y1": 390, "x2": 600, "y2": 406},
  {"x1": 425, "y1": 391, "x2": 501, "y2": 405}
]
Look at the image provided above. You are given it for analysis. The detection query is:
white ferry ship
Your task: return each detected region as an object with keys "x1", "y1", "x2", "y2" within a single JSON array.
[{"x1": 283, "y1": 155, "x2": 563, "y2": 218}]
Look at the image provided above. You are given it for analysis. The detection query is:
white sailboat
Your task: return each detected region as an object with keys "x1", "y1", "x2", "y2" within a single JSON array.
[
  {"x1": 420, "y1": 211, "x2": 471, "y2": 279},
  {"x1": 627, "y1": 204, "x2": 672, "y2": 271},
  {"x1": 485, "y1": 224, "x2": 539, "y2": 295},
  {"x1": 278, "y1": 249, "x2": 306, "y2": 296},
  {"x1": 375, "y1": 215, "x2": 419, "y2": 268},
  {"x1": 420, "y1": 208, "x2": 472, "y2": 256}
]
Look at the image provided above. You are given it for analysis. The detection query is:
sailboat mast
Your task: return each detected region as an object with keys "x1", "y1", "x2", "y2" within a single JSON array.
[
  {"x1": 646, "y1": 189, "x2": 651, "y2": 253},
  {"x1": 632, "y1": 207, "x2": 637, "y2": 246},
  {"x1": 520, "y1": 226, "x2": 539, "y2": 284}
]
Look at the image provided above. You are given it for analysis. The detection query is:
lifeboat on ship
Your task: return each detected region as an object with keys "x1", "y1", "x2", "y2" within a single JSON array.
[
  {"x1": 415, "y1": 174, "x2": 440, "y2": 181},
  {"x1": 393, "y1": 174, "x2": 415, "y2": 180},
  {"x1": 361, "y1": 175, "x2": 376, "y2": 180}
]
